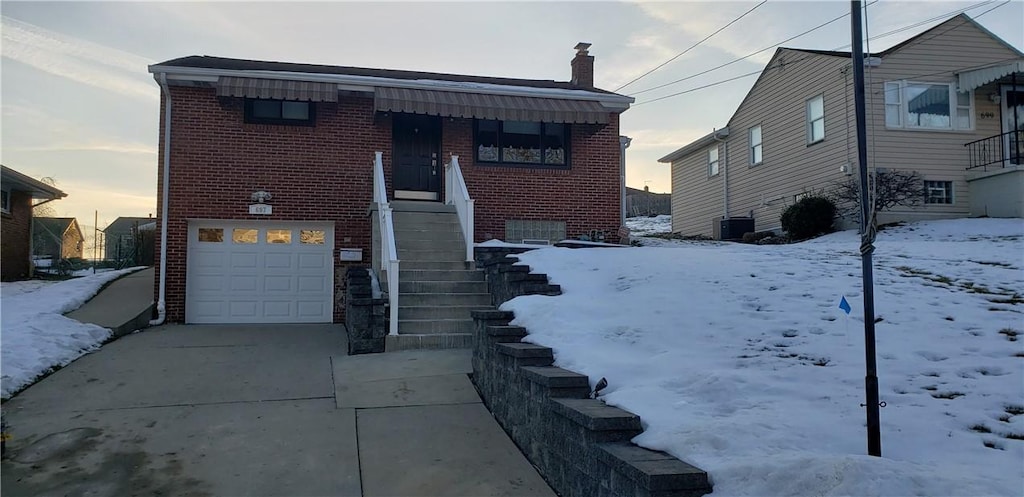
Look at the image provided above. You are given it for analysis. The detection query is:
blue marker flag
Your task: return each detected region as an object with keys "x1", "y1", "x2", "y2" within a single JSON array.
[{"x1": 839, "y1": 296, "x2": 852, "y2": 315}]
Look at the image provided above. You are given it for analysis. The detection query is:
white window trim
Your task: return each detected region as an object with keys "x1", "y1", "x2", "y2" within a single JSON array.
[
  {"x1": 1, "y1": 188, "x2": 11, "y2": 214},
  {"x1": 884, "y1": 80, "x2": 974, "y2": 131},
  {"x1": 749, "y1": 125, "x2": 763, "y2": 166},
  {"x1": 924, "y1": 180, "x2": 954, "y2": 205},
  {"x1": 708, "y1": 146, "x2": 720, "y2": 177},
  {"x1": 806, "y1": 95, "x2": 825, "y2": 144}
]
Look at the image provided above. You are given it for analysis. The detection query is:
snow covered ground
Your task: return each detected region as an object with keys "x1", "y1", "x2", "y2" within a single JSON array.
[
  {"x1": 1, "y1": 268, "x2": 144, "y2": 399},
  {"x1": 505, "y1": 218, "x2": 1024, "y2": 496}
]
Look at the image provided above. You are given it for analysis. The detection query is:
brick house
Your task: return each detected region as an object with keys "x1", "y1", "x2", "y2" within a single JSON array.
[
  {"x1": 148, "y1": 44, "x2": 632, "y2": 327},
  {"x1": 1, "y1": 165, "x2": 67, "y2": 281}
]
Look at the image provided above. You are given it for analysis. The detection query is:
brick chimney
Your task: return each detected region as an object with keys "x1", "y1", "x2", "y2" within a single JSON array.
[{"x1": 571, "y1": 42, "x2": 594, "y2": 88}]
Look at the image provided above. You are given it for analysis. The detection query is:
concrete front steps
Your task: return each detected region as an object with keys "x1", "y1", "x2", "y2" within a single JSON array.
[{"x1": 386, "y1": 201, "x2": 492, "y2": 351}]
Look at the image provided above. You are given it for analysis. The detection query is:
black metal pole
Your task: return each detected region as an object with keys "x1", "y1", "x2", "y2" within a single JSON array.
[{"x1": 850, "y1": 0, "x2": 881, "y2": 457}]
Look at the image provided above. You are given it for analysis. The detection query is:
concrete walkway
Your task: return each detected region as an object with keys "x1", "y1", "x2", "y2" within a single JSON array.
[
  {"x1": 0, "y1": 324, "x2": 554, "y2": 496},
  {"x1": 65, "y1": 267, "x2": 154, "y2": 336}
]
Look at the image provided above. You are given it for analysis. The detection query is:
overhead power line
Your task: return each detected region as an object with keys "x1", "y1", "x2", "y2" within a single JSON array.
[
  {"x1": 633, "y1": 0, "x2": 1009, "y2": 107},
  {"x1": 614, "y1": 0, "x2": 768, "y2": 93}
]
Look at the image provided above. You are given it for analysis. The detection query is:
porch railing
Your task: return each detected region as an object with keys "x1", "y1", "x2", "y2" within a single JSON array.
[
  {"x1": 965, "y1": 130, "x2": 1023, "y2": 171},
  {"x1": 373, "y1": 151, "x2": 399, "y2": 336},
  {"x1": 444, "y1": 155, "x2": 475, "y2": 262}
]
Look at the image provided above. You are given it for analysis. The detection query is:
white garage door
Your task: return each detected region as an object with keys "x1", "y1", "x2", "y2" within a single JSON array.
[{"x1": 186, "y1": 221, "x2": 334, "y2": 324}]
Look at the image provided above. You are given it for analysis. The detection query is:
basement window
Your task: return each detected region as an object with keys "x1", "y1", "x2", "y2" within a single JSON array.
[{"x1": 244, "y1": 99, "x2": 315, "y2": 126}]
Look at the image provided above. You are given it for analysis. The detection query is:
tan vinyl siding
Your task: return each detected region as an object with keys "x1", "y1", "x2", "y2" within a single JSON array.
[
  {"x1": 863, "y1": 18, "x2": 1020, "y2": 223},
  {"x1": 670, "y1": 144, "x2": 724, "y2": 235},
  {"x1": 724, "y1": 50, "x2": 854, "y2": 233}
]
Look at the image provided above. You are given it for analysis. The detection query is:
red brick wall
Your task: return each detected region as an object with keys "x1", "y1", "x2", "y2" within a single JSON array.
[
  {"x1": 1, "y1": 191, "x2": 33, "y2": 281},
  {"x1": 442, "y1": 114, "x2": 622, "y2": 243},
  {"x1": 155, "y1": 86, "x2": 391, "y2": 323},
  {"x1": 154, "y1": 85, "x2": 621, "y2": 323}
]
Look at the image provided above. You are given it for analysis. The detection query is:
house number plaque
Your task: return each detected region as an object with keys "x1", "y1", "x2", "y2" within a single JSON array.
[{"x1": 249, "y1": 203, "x2": 273, "y2": 215}]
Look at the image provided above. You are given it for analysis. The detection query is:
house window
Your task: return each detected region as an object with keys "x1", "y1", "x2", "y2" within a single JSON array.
[
  {"x1": 266, "y1": 229, "x2": 292, "y2": 244},
  {"x1": 474, "y1": 120, "x2": 569, "y2": 168},
  {"x1": 1, "y1": 188, "x2": 10, "y2": 214},
  {"x1": 924, "y1": 180, "x2": 953, "y2": 204},
  {"x1": 884, "y1": 81, "x2": 972, "y2": 130},
  {"x1": 244, "y1": 99, "x2": 315, "y2": 125},
  {"x1": 232, "y1": 228, "x2": 258, "y2": 244},
  {"x1": 807, "y1": 95, "x2": 825, "y2": 144},
  {"x1": 749, "y1": 125, "x2": 763, "y2": 165},
  {"x1": 708, "y1": 146, "x2": 720, "y2": 176},
  {"x1": 300, "y1": 230, "x2": 325, "y2": 244},
  {"x1": 198, "y1": 228, "x2": 224, "y2": 242}
]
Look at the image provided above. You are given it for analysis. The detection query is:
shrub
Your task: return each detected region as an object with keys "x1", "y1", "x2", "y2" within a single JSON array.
[
  {"x1": 741, "y1": 231, "x2": 776, "y2": 244},
  {"x1": 781, "y1": 196, "x2": 836, "y2": 241}
]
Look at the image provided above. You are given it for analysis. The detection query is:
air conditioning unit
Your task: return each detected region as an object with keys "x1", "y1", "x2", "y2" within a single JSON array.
[{"x1": 719, "y1": 218, "x2": 755, "y2": 241}]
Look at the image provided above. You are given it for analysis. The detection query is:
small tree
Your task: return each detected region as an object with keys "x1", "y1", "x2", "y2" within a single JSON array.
[{"x1": 830, "y1": 169, "x2": 925, "y2": 225}]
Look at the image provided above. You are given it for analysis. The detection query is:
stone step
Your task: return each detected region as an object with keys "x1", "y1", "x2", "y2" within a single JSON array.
[
  {"x1": 400, "y1": 261, "x2": 475, "y2": 271},
  {"x1": 399, "y1": 293, "x2": 491, "y2": 306},
  {"x1": 396, "y1": 239, "x2": 467, "y2": 252},
  {"x1": 385, "y1": 333, "x2": 472, "y2": 351},
  {"x1": 393, "y1": 212, "x2": 461, "y2": 224},
  {"x1": 398, "y1": 249, "x2": 466, "y2": 261},
  {"x1": 399, "y1": 270, "x2": 485, "y2": 282},
  {"x1": 398, "y1": 319, "x2": 475, "y2": 335},
  {"x1": 393, "y1": 223, "x2": 464, "y2": 234},
  {"x1": 399, "y1": 280, "x2": 489, "y2": 294},
  {"x1": 390, "y1": 201, "x2": 457, "y2": 214},
  {"x1": 399, "y1": 305, "x2": 492, "y2": 320},
  {"x1": 393, "y1": 229, "x2": 466, "y2": 241}
]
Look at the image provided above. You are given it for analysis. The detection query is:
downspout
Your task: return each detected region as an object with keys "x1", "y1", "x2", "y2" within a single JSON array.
[
  {"x1": 150, "y1": 72, "x2": 172, "y2": 326},
  {"x1": 619, "y1": 136, "x2": 632, "y2": 226},
  {"x1": 713, "y1": 129, "x2": 729, "y2": 219}
]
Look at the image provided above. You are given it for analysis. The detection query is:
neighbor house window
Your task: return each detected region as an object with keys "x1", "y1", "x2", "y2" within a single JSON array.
[
  {"x1": 924, "y1": 180, "x2": 953, "y2": 204},
  {"x1": 708, "y1": 146, "x2": 720, "y2": 176},
  {"x1": 1, "y1": 188, "x2": 10, "y2": 214},
  {"x1": 884, "y1": 81, "x2": 972, "y2": 130},
  {"x1": 749, "y1": 125, "x2": 763, "y2": 165},
  {"x1": 244, "y1": 99, "x2": 315, "y2": 125},
  {"x1": 475, "y1": 120, "x2": 569, "y2": 167},
  {"x1": 807, "y1": 95, "x2": 825, "y2": 144}
]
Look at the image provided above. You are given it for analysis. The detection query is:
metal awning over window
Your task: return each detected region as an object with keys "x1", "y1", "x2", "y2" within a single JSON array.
[
  {"x1": 216, "y1": 76, "x2": 338, "y2": 102},
  {"x1": 374, "y1": 87, "x2": 609, "y2": 124},
  {"x1": 957, "y1": 61, "x2": 1024, "y2": 91}
]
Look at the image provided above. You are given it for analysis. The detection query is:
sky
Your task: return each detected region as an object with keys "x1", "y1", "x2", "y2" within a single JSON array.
[{"x1": 1, "y1": 1, "x2": 1022, "y2": 243}]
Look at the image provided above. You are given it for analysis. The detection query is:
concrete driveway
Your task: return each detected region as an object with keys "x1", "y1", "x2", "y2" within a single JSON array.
[{"x1": 0, "y1": 324, "x2": 553, "y2": 497}]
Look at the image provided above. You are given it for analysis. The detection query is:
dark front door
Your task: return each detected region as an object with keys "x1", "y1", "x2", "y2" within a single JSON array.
[{"x1": 393, "y1": 114, "x2": 441, "y2": 200}]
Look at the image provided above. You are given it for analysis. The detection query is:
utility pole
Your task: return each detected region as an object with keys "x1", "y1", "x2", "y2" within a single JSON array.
[
  {"x1": 94, "y1": 210, "x2": 99, "y2": 274},
  {"x1": 850, "y1": 0, "x2": 881, "y2": 457}
]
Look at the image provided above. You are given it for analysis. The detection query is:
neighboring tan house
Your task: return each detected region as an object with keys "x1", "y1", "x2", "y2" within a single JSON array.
[
  {"x1": 148, "y1": 43, "x2": 633, "y2": 326},
  {"x1": 625, "y1": 186, "x2": 671, "y2": 217},
  {"x1": 1, "y1": 165, "x2": 67, "y2": 280},
  {"x1": 33, "y1": 217, "x2": 85, "y2": 261},
  {"x1": 104, "y1": 216, "x2": 156, "y2": 261},
  {"x1": 659, "y1": 14, "x2": 1024, "y2": 239}
]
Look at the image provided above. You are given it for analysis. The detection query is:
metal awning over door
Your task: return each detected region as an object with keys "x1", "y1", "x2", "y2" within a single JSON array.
[
  {"x1": 957, "y1": 61, "x2": 1024, "y2": 91},
  {"x1": 374, "y1": 87, "x2": 610, "y2": 124}
]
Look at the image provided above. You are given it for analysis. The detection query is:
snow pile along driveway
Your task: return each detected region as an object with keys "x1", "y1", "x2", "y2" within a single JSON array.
[
  {"x1": 1, "y1": 268, "x2": 144, "y2": 399},
  {"x1": 503, "y1": 219, "x2": 1023, "y2": 496}
]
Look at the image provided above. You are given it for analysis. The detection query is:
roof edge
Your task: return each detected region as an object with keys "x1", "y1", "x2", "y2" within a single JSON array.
[
  {"x1": 1, "y1": 165, "x2": 67, "y2": 199},
  {"x1": 658, "y1": 128, "x2": 730, "y2": 164}
]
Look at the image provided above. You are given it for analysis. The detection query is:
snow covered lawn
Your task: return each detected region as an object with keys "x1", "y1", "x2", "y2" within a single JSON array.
[
  {"x1": 1, "y1": 268, "x2": 144, "y2": 399},
  {"x1": 504, "y1": 219, "x2": 1023, "y2": 496}
]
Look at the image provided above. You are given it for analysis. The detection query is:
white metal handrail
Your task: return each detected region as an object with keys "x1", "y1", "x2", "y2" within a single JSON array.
[
  {"x1": 444, "y1": 155, "x2": 475, "y2": 262},
  {"x1": 373, "y1": 151, "x2": 400, "y2": 336}
]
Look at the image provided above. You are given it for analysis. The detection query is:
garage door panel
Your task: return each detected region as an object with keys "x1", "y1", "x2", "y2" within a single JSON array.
[
  {"x1": 186, "y1": 221, "x2": 334, "y2": 324},
  {"x1": 264, "y1": 275, "x2": 292, "y2": 292},
  {"x1": 230, "y1": 275, "x2": 259, "y2": 292}
]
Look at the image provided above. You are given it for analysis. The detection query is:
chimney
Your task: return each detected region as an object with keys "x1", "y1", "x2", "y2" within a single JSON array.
[
  {"x1": 571, "y1": 42, "x2": 594, "y2": 88},
  {"x1": 644, "y1": 185, "x2": 650, "y2": 192}
]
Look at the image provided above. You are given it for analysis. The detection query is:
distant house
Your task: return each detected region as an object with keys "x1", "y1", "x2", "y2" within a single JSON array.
[
  {"x1": 33, "y1": 217, "x2": 85, "y2": 261},
  {"x1": 659, "y1": 14, "x2": 1024, "y2": 239},
  {"x1": 1, "y1": 165, "x2": 67, "y2": 280},
  {"x1": 104, "y1": 216, "x2": 156, "y2": 261},
  {"x1": 625, "y1": 186, "x2": 671, "y2": 217}
]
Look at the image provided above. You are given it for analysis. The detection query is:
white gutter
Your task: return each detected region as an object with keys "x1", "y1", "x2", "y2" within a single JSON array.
[
  {"x1": 150, "y1": 72, "x2": 172, "y2": 327},
  {"x1": 619, "y1": 136, "x2": 632, "y2": 226},
  {"x1": 147, "y1": 65, "x2": 635, "y2": 108}
]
